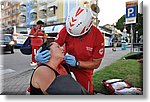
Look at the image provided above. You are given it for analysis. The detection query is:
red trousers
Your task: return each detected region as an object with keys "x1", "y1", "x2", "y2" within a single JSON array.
[{"x1": 32, "y1": 46, "x2": 40, "y2": 63}]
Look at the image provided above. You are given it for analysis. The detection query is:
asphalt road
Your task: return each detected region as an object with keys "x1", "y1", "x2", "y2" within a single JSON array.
[
  {"x1": 0, "y1": 49, "x2": 34, "y2": 79},
  {"x1": 0, "y1": 47, "x2": 131, "y2": 95},
  {"x1": 0, "y1": 47, "x2": 130, "y2": 79}
]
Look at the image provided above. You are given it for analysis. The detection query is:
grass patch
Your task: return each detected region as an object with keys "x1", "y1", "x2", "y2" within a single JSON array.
[{"x1": 93, "y1": 53, "x2": 143, "y2": 94}]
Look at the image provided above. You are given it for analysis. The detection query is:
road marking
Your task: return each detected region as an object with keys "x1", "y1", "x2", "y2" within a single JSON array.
[
  {"x1": 0, "y1": 65, "x2": 16, "y2": 75},
  {"x1": 0, "y1": 65, "x2": 16, "y2": 94}
]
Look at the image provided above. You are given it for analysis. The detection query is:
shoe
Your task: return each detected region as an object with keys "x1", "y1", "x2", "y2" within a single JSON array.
[
  {"x1": 32, "y1": 67, "x2": 37, "y2": 70},
  {"x1": 30, "y1": 62, "x2": 37, "y2": 67},
  {"x1": 26, "y1": 85, "x2": 30, "y2": 95}
]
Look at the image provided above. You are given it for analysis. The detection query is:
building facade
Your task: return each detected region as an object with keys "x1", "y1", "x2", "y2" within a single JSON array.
[
  {"x1": 0, "y1": 0, "x2": 21, "y2": 28},
  {"x1": 0, "y1": 0, "x2": 97, "y2": 29}
]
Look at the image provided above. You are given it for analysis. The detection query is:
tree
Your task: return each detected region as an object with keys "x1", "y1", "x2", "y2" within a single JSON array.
[{"x1": 116, "y1": 13, "x2": 143, "y2": 43}]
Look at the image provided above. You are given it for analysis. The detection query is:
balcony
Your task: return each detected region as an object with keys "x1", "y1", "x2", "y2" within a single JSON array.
[
  {"x1": 47, "y1": 2, "x2": 57, "y2": 8},
  {"x1": 39, "y1": 5, "x2": 47, "y2": 11},
  {"x1": 39, "y1": 11, "x2": 47, "y2": 19},
  {"x1": 30, "y1": 21, "x2": 36, "y2": 26},
  {"x1": 47, "y1": 16, "x2": 57, "y2": 23},
  {"x1": 30, "y1": 9, "x2": 37, "y2": 14},
  {"x1": 19, "y1": 18, "x2": 26, "y2": 23},
  {"x1": 20, "y1": 12, "x2": 26, "y2": 17},
  {"x1": 20, "y1": 6, "x2": 26, "y2": 12},
  {"x1": 20, "y1": 2, "x2": 26, "y2": 7},
  {"x1": 39, "y1": 0, "x2": 47, "y2": 6},
  {"x1": 30, "y1": 13, "x2": 37, "y2": 21},
  {"x1": 30, "y1": 1, "x2": 38, "y2": 8},
  {"x1": 47, "y1": 0, "x2": 56, "y2": 3},
  {"x1": 39, "y1": 18, "x2": 46, "y2": 24}
]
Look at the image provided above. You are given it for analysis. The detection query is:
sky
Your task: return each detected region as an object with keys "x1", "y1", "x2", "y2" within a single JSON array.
[{"x1": 98, "y1": 0, "x2": 143, "y2": 26}]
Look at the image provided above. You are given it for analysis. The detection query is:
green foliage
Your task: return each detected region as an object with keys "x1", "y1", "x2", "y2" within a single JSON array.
[
  {"x1": 93, "y1": 53, "x2": 143, "y2": 94},
  {"x1": 115, "y1": 13, "x2": 143, "y2": 36}
]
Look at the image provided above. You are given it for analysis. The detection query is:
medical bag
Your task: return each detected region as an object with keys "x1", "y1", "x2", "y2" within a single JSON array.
[{"x1": 102, "y1": 79, "x2": 143, "y2": 95}]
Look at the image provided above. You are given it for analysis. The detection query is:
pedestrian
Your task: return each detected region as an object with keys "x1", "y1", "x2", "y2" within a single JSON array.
[
  {"x1": 112, "y1": 35, "x2": 118, "y2": 51},
  {"x1": 30, "y1": 20, "x2": 45, "y2": 66},
  {"x1": 30, "y1": 42, "x2": 89, "y2": 95},
  {"x1": 35, "y1": 6, "x2": 105, "y2": 94}
]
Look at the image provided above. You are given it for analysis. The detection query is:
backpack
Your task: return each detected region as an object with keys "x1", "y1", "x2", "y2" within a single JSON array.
[
  {"x1": 20, "y1": 37, "x2": 32, "y2": 55},
  {"x1": 102, "y1": 79, "x2": 143, "y2": 95}
]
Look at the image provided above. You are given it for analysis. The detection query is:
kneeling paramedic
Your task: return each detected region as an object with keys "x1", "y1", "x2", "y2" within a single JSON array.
[{"x1": 35, "y1": 6, "x2": 105, "y2": 94}]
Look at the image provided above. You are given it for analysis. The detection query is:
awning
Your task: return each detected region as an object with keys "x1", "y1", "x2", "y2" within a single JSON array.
[
  {"x1": 43, "y1": 25, "x2": 64, "y2": 33},
  {"x1": 47, "y1": 16, "x2": 57, "y2": 22}
]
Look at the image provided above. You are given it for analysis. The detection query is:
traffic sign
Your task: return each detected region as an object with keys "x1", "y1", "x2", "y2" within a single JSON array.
[
  {"x1": 126, "y1": 6, "x2": 137, "y2": 18},
  {"x1": 125, "y1": 1, "x2": 138, "y2": 24}
]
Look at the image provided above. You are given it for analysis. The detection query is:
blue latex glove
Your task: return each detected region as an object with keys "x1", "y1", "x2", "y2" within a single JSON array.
[
  {"x1": 64, "y1": 54, "x2": 77, "y2": 67},
  {"x1": 35, "y1": 47, "x2": 51, "y2": 63}
]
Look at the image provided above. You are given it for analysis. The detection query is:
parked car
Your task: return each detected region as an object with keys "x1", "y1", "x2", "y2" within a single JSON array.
[{"x1": 0, "y1": 34, "x2": 16, "y2": 54}]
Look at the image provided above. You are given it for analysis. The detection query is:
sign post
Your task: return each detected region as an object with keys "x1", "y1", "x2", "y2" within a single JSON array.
[{"x1": 126, "y1": 1, "x2": 138, "y2": 52}]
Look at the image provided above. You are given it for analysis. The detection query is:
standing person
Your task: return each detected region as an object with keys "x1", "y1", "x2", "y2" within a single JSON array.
[
  {"x1": 112, "y1": 35, "x2": 118, "y2": 51},
  {"x1": 35, "y1": 6, "x2": 105, "y2": 94},
  {"x1": 30, "y1": 20, "x2": 45, "y2": 66}
]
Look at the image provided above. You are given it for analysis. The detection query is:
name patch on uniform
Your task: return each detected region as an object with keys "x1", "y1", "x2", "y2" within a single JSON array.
[{"x1": 86, "y1": 47, "x2": 93, "y2": 52}]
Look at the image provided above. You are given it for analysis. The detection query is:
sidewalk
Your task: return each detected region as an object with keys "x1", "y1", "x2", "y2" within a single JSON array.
[{"x1": 1, "y1": 47, "x2": 130, "y2": 95}]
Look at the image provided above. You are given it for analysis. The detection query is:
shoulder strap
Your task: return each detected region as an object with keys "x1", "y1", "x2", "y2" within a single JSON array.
[
  {"x1": 61, "y1": 63, "x2": 71, "y2": 75},
  {"x1": 39, "y1": 63, "x2": 60, "y2": 76}
]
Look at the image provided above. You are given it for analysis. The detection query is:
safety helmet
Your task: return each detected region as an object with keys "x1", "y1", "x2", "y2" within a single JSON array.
[{"x1": 66, "y1": 6, "x2": 93, "y2": 36}]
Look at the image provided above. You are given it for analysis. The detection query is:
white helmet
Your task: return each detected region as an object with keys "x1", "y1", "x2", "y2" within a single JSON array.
[{"x1": 66, "y1": 6, "x2": 93, "y2": 36}]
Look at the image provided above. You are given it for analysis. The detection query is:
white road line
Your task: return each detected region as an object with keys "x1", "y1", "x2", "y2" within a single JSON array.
[
  {"x1": 0, "y1": 65, "x2": 16, "y2": 94},
  {"x1": 0, "y1": 65, "x2": 16, "y2": 76}
]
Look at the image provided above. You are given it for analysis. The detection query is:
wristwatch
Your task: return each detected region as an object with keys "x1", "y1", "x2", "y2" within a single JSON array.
[{"x1": 76, "y1": 60, "x2": 80, "y2": 68}]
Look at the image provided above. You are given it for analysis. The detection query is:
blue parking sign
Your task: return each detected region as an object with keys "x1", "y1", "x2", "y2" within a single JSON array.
[
  {"x1": 126, "y1": 6, "x2": 137, "y2": 18},
  {"x1": 126, "y1": 5, "x2": 137, "y2": 24}
]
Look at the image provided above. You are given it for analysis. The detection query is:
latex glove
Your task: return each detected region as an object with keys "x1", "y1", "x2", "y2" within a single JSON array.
[
  {"x1": 64, "y1": 54, "x2": 77, "y2": 67},
  {"x1": 35, "y1": 47, "x2": 51, "y2": 63}
]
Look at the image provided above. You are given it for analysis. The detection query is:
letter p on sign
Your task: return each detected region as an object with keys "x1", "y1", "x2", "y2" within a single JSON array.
[
  {"x1": 126, "y1": 6, "x2": 136, "y2": 18},
  {"x1": 128, "y1": 8, "x2": 134, "y2": 17}
]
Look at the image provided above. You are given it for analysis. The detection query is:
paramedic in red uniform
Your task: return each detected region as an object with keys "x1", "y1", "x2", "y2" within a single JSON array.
[
  {"x1": 30, "y1": 20, "x2": 45, "y2": 66},
  {"x1": 35, "y1": 6, "x2": 104, "y2": 94}
]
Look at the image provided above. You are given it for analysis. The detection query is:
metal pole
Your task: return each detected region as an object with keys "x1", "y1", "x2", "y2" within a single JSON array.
[
  {"x1": 130, "y1": 24, "x2": 133, "y2": 53},
  {"x1": 96, "y1": 0, "x2": 98, "y2": 27}
]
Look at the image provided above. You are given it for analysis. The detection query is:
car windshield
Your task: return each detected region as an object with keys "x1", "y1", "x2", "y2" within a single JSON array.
[{"x1": 2, "y1": 35, "x2": 13, "y2": 41}]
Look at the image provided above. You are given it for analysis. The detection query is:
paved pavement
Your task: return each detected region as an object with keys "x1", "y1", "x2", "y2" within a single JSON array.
[{"x1": 0, "y1": 47, "x2": 130, "y2": 95}]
